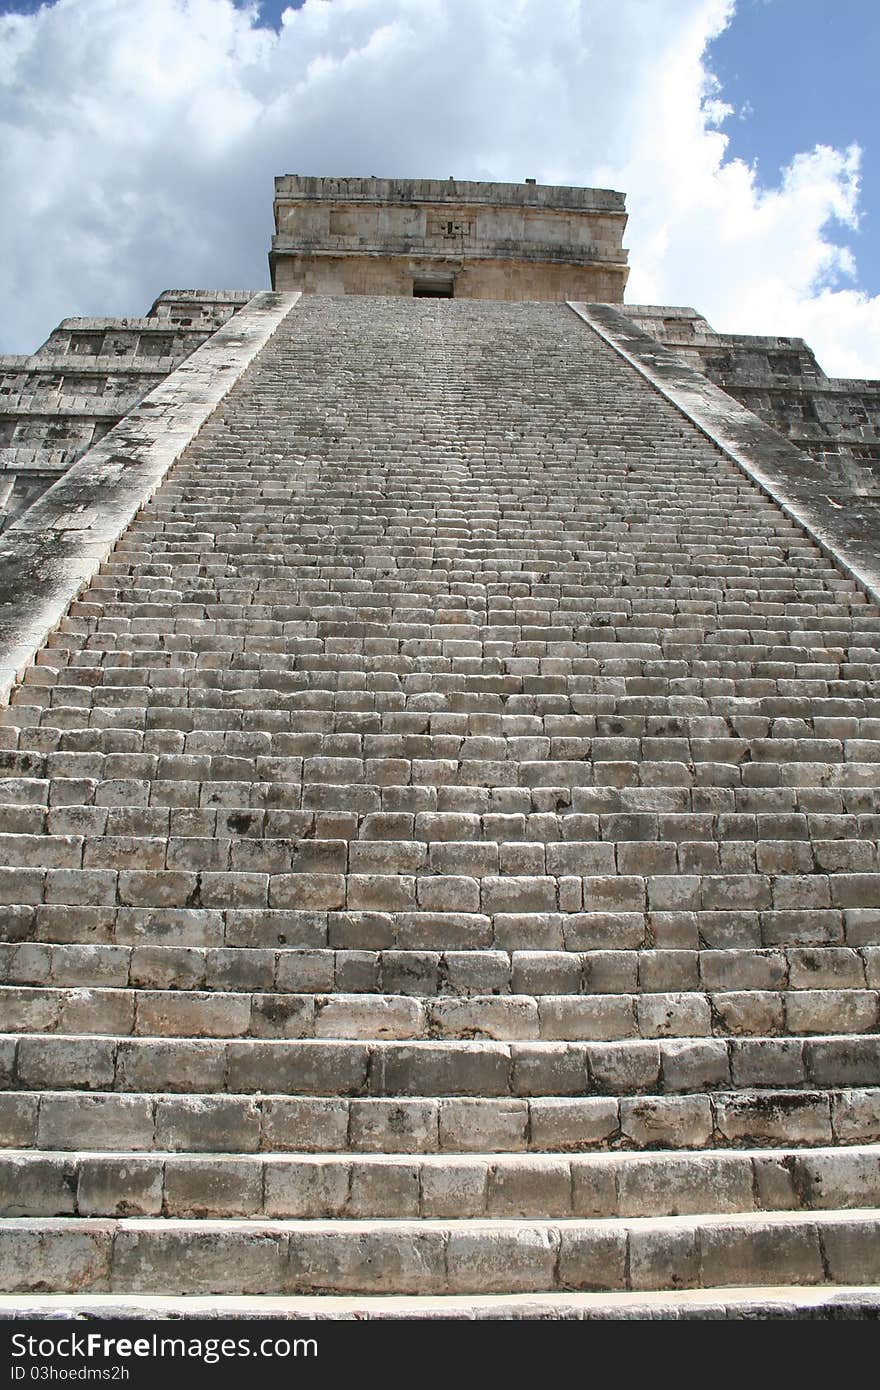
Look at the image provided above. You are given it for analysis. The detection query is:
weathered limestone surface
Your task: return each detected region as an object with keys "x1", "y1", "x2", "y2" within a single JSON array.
[
  {"x1": 0, "y1": 294, "x2": 879, "y2": 1317},
  {"x1": 575, "y1": 303, "x2": 880, "y2": 605},
  {"x1": 0, "y1": 291, "x2": 300, "y2": 705},
  {"x1": 270, "y1": 177, "x2": 628, "y2": 302},
  {"x1": 0, "y1": 292, "x2": 254, "y2": 530},
  {"x1": 623, "y1": 304, "x2": 880, "y2": 496}
]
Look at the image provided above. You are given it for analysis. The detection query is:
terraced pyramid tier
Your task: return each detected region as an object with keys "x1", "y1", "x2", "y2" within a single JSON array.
[{"x1": 0, "y1": 295, "x2": 879, "y2": 1317}]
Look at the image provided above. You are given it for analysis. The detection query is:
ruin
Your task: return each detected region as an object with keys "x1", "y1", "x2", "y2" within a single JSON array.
[
  {"x1": 269, "y1": 176, "x2": 629, "y2": 302},
  {"x1": 0, "y1": 178, "x2": 879, "y2": 1318}
]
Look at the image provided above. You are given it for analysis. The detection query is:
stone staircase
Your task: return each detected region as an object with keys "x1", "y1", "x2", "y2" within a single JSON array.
[{"x1": 0, "y1": 295, "x2": 878, "y2": 1317}]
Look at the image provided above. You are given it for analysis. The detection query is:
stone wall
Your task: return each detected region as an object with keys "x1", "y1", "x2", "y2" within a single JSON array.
[
  {"x1": 270, "y1": 176, "x2": 629, "y2": 302},
  {"x1": 0, "y1": 291, "x2": 254, "y2": 530},
  {"x1": 623, "y1": 305, "x2": 880, "y2": 483}
]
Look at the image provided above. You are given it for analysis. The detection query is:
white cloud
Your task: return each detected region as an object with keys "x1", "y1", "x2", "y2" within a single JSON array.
[{"x1": 0, "y1": 0, "x2": 878, "y2": 377}]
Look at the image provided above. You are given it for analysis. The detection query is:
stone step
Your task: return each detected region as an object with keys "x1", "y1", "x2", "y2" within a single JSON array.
[
  {"x1": 46, "y1": 604, "x2": 880, "y2": 627},
  {"x1": 15, "y1": 685, "x2": 872, "y2": 714},
  {"x1": 7, "y1": 673, "x2": 880, "y2": 698},
  {"x1": 6, "y1": 706, "x2": 880, "y2": 739},
  {"x1": 43, "y1": 653, "x2": 877, "y2": 671},
  {"x1": 0, "y1": 828, "x2": 877, "y2": 880},
  {"x1": 2, "y1": 984, "x2": 879, "y2": 1041},
  {"x1": 3, "y1": 1144, "x2": 879, "y2": 1220},
  {"x1": 39, "y1": 640, "x2": 879, "y2": 659},
  {"x1": 4, "y1": 1032, "x2": 880, "y2": 1095},
  {"x1": 23, "y1": 658, "x2": 880, "y2": 684},
  {"x1": 2, "y1": 941, "x2": 878, "y2": 996},
  {"x1": 29, "y1": 596, "x2": 880, "y2": 622},
  {"x1": 1, "y1": 782, "x2": 878, "y2": 830},
  {"x1": 4, "y1": 904, "x2": 880, "y2": 953},
  {"x1": 14, "y1": 678, "x2": 880, "y2": 706},
  {"x1": 2, "y1": 1087, "x2": 876, "y2": 1154},
  {"x1": 7, "y1": 743, "x2": 880, "y2": 788},
  {"x1": 2, "y1": 769, "x2": 878, "y2": 806},
  {"x1": 22, "y1": 628, "x2": 880, "y2": 648},
  {"x1": 14, "y1": 669, "x2": 880, "y2": 700},
  {"x1": 48, "y1": 635, "x2": 876, "y2": 657},
  {"x1": 2, "y1": 1285, "x2": 879, "y2": 1319},
  {"x1": 2, "y1": 798, "x2": 880, "y2": 852},
  {"x1": 1, "y1": 1209, "x2": 878, "y2": 1295},
  {"x1": 13, "y1": 726, "x2": 873, "y2": 752}
]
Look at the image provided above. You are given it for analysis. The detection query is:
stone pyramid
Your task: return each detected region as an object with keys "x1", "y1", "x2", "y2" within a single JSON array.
[{"x1": 0, "y1": 287, "x2": 878, "y2": 1318}]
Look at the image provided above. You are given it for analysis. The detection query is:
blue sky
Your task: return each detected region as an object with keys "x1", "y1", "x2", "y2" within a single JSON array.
[
  {"x1": 240, "y1": 0, "x2": 879, "y2": 308},
  {"x1": 709, "y1": 0, "x2": 879, "y2": 297},
  {"x1": 0, "y1": 0, "x2": 878, "y2": 374}
]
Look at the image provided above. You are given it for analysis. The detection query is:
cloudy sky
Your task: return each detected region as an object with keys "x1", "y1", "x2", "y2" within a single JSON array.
[{"x1": 1, "y1": 0, "x2": 878, "y2": 377}]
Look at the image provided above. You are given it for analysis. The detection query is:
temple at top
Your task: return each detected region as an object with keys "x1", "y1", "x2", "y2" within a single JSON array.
[{"x1": 269, "y1": 175, "x2": 629, "y2": 302}]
